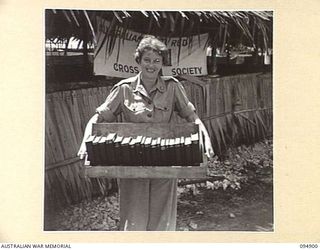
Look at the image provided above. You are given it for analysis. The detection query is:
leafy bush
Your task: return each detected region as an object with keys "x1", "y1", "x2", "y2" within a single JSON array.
[{"x1": 179, "y1": 139, "x2": 273, "y2": 194}]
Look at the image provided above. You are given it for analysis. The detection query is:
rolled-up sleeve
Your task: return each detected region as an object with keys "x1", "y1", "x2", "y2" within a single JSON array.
[
  {"x1": 96, "y1": 84, "x2": 123, "y2": 120},
  {"x1": 174, "y1": 81, "x2": 196, "y2": 119}
]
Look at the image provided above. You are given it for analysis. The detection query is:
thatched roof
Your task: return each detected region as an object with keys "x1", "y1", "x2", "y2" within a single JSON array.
[{"x1": 45, "y1": 10, "x2": 272, "y2": 53}]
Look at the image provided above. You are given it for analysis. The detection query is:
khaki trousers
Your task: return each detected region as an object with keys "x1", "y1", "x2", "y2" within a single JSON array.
[{"x1": 119, "y1": 178, "x2": 177, "y2": 231}]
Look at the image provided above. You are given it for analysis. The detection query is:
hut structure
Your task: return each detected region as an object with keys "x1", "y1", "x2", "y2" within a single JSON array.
[
  {"x1": 45, "y1": 10, "x2": 272, "y2": 84},
  {"x1": 44, "y1": 10, "x2": 273, "y2": 212}
]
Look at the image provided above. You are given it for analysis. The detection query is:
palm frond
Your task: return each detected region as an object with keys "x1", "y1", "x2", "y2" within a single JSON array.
[
  {"x1": 83, "y1": 10, "x2": 97, "y2": 45},
  {"x1": 62, "y1": 10, "x2": 72, "y2": 23},
  {"x1": 94, "y1": 15, "x2": 116, "y2": 59},
  {"x1": 70, "y1": 10, "x2": 80, "y2": 27},
  {"x1": 141, "y1": 10, "x2": 149, "y2": 17},
  {"x1": 168, "y1": 12, "x2": 175, "y2": 33},
  {"x1": 113, "y1": 11, "x2": 123, "y2": 23}
]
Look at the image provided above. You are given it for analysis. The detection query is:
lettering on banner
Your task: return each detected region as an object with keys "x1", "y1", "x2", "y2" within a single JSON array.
[
  {"x1": 113, "y1": 63, "x2": 140, "y2": 74},
  {"x1": 98, "y1": 23, "x2": 143, "y2": 43},
  {"x1": 170, "y1": 38, "x2": 190, "y2": 47},
  {"x1": 95, "y1": 17, "x2": 209, "y2": 78},
  {"x1": 171, "y1": 67, "x2": 203, "y2": 76}
]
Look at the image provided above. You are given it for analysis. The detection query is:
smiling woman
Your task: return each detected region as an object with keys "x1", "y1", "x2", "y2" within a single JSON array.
[
  {"x1": 135, "y1": 36, "x2": 165, "y2": 92},
  {"x1": 140, "y1": 50, "x2": 163, "y2": 85},
  {"x1": 77, "y1": 35, "x2": 214, "y2": 231}
]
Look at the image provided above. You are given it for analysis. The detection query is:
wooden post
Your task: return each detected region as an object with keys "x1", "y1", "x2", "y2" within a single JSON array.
[{"x1": 81, "y1": 14, "x2": 90, "y2": 78}]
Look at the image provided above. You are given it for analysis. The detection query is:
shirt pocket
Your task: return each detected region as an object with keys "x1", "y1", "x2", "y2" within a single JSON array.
[
  {"x1": 154, "y1": 103, "x2": 170, "y2": 112},
  {"x1": 124, "y1": 100, "x2": 148, "y2": 113}
]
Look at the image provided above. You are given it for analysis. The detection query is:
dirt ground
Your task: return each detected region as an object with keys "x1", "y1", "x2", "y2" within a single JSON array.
[
  {"x1": 44, "y1": 140, "x2": 273, "y2": 231},
  {"x1": 176, "y1": 181, "x2": 273, "y2": 231},
  {"x1": 44, "y1": 181, "x2": 273, "y2": 231}
]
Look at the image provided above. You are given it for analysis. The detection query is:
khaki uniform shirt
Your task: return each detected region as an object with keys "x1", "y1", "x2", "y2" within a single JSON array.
[{"x1": 96, "y1": 72, "x2": 195, "y2": 123}]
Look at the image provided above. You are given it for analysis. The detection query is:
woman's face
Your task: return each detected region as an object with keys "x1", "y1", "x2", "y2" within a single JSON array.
[{"x1": 139, "y1": 49, "x2": 163, "y2": 79}]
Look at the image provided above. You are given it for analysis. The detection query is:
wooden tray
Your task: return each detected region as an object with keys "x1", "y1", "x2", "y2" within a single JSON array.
[{"x1": 83, "y1": 122, "x2": 208, "y2": 179}]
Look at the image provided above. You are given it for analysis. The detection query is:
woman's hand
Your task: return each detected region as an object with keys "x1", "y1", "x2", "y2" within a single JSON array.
[
  {"x1": 186, "y1": 112, "x2": 215, "y2": 159},
  {"x1": 77, "y1": 142, "x2": 87, "y2": 160},
  {"x1": 77, "y1": 113, "x2": 100, "y2": 160},
  {"x1": 203, "y1": 135, "x2": 214, "y2": 159}
]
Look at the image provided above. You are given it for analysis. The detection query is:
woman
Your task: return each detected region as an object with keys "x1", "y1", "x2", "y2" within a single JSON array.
[{"x1": 78, "y1": 35, "x2": 214, "y2": 231}]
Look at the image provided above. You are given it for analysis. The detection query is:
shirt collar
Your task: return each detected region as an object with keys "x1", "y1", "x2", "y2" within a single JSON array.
[
  {"x1": 132, "y1": 72, "x2": 166, "y2": 94},
  {"x1": 152, "y1": 77, "x2": 166, "y2": 93},
  {"x1": 132, "y1": 72, "x2": 148, "y2": 97}
]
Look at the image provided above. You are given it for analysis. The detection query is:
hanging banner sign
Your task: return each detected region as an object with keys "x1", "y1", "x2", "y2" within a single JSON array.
[{"x1": 94, "y1": 17, "x2": 208, "y2": 78}]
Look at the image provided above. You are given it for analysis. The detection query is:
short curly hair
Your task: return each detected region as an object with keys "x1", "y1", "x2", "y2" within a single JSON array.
[{"x1": 134, "y1": 35, "x2": 169, "y2": 65}]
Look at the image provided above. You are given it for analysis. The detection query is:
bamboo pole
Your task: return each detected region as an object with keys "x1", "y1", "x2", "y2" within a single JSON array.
[
  {"x1": 60, "y1": 91, "x2": 78, "y2": 155},
  {"x1": 46, "y1": 94, "x2": 65, "y2": 163},
  {"x1": 70, "y1": 90, "x2": 83, "y2": 142}
]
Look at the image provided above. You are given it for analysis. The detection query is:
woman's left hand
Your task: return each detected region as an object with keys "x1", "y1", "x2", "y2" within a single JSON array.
[
  {"x1": 204, "y1": 135, "x2": 214, "y2": 159},
  {"x1": 187, "y1": 113, "x2": 215, "y2": 159}
]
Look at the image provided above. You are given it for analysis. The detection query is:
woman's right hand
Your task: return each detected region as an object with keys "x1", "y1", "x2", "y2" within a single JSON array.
[
  {"x1": 77, "y1": 114, "x2": 100, "y2": 160},
  {"x1": 77, "y1": 142, "x2": 87, "y2": 160}
]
